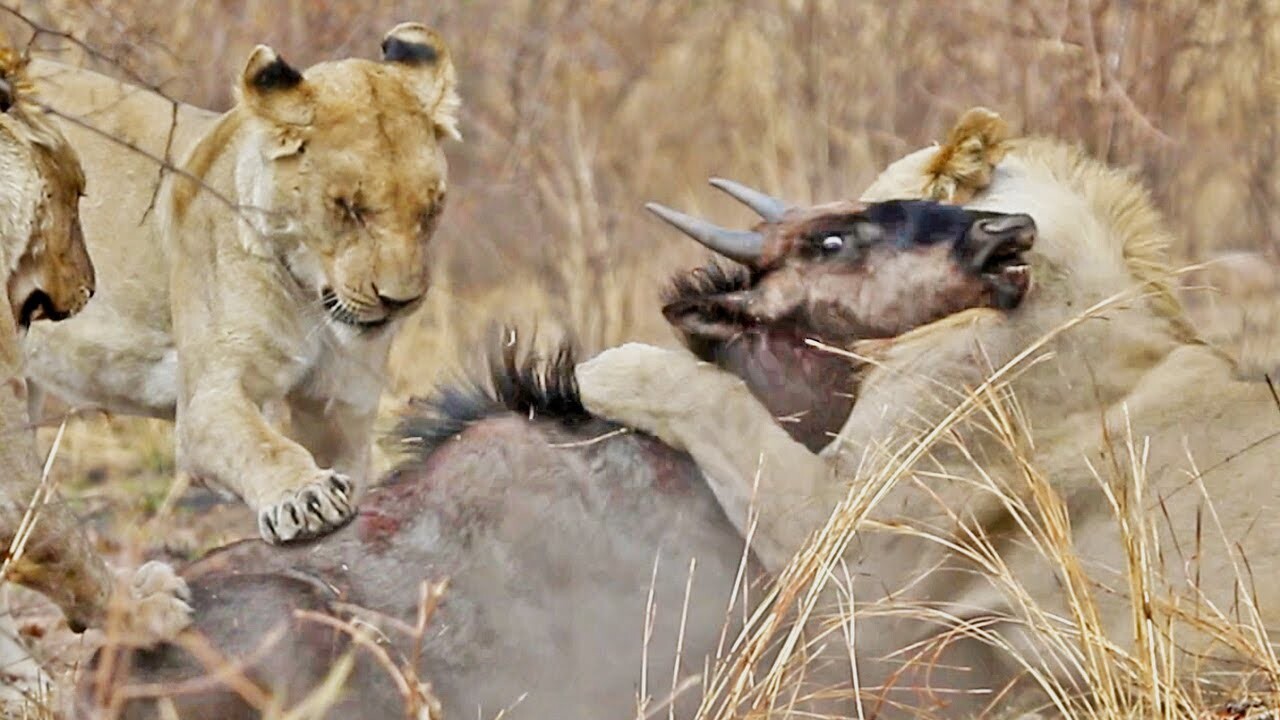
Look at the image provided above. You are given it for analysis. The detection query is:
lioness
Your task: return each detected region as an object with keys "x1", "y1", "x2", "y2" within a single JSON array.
[
  {"x1": 0, "y1": 47, "x2": 188, "y2": 706},
  {"x1": 74, "y1": 195, "x2": 1039, "y2": 719},
  {"x1": 579, "y1": 110, "x2": 1280, "y2": 715},
  {"x1": 24, "y1": 23, "x2": 461, "y2": 544}
]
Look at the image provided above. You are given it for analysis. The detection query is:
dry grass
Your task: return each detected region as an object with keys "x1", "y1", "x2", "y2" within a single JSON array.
[{"x1": 1, "y1": 0, "x2": 1279, "y2": 718}]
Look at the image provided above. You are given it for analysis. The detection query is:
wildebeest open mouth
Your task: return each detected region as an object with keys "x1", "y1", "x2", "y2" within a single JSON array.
[
  {"x1": 966, "y1": 214, "x2": 1035, "y2": 310},
  {"x1": 18, "y1": 289, "x2": 66, "y2": 329},
  {"x1": 321, "y1": 289, "x2": 393, "y2": 331}
]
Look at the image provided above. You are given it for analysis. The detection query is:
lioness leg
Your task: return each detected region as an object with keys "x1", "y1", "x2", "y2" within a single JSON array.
[
  {"x1": 23, "y1": 306, "x2": 178, "y2": 419},
  {"x1": 2, "y1": 366, "x2": 191, "y2": 642},
  {"x1": 2, "y1": 369, "x2": 113, "y2": 631},
  {"x1": 286, "y1": 395, "x2": 374, "y2": 491},
  {"x1": 0, "y1": 585, "x2": 47, "y2": 708},
  {"x1": 175, "y1": 383, "x2": 356, "y2": 545},
  {"x1": 576, "y1": 342, "x2": 836, "y2": 572}
]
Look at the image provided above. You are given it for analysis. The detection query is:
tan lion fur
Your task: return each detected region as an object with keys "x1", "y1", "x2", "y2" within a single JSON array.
[
  {"x1": 24, "y1": 24, "x2": 460, "y2": 544},
  {"x1": 0, "y1": 43, "x2": 114, "y2": 640},
  {"x1": 578, "y1": 108, "x2": 1280, "y2": 715},
  {"x1": 0, "y1": 51, "x2": 191, "y2": 708},
  {"x1": 22, "y1": 57, "x2": 216, "y2": 416}
]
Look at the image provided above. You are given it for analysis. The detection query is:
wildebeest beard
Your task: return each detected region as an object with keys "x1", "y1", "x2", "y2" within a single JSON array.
[{"x1": 662, "y1": 262, "x2": 859, "y2": 451}]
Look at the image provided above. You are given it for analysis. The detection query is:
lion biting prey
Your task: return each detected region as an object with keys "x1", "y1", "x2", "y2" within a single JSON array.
[
  {"x1": 23, "y1": 23, "x2": 461, "y2": 545},
  {"x1": 0, "y1": 46, "x2": 190, "y2": 709},
  {"x1": 72, "y1": 192, "x2": 1044, "y2": 718},
  {"x1": 581, "y1": 109, "x2": 1280, "y2": 716}
]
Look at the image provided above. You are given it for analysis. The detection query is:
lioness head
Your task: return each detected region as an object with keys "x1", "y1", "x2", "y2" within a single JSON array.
[
  {"x1": 216, "y1": 23, "x2": 459, "y2": 331},
  {"x1": 653, "y1": 180, "x2": 1035, "y2": 448},
  {"x1": 0, "y1": 49, "x2": 94, "y2": 332}
]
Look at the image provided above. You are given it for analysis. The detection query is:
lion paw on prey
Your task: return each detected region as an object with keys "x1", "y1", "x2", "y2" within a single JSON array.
[
  {"x1": 576, "y1": 343, "x2": 691, "y2": 423},
  {"x1": 107, "y1": 561, "x2": 193, "y2": 645},
  {"x1": 257, "y1": 471, "x2": 355, "y2": 544},
  {"x1": 576, "y1": 342, "x2": 749, "y2": 450}
]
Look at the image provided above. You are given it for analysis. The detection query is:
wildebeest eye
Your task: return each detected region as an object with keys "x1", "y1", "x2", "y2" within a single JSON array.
[{"x1": 820, "y1": 235, "x2": 844, "y2": 253}]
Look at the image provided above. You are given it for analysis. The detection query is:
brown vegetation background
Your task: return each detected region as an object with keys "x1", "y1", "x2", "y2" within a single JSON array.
[{"x1": 4, "y1": 0, "x2": 1280, "y2": 681}]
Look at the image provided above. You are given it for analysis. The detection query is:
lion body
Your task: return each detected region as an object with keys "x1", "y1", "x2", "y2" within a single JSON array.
[
  {"x1": 578, "y1": 111, "x2": 1280, "y2": 715},
  {"x1": 23, "y1": 59, "x2": 217, "y2": 414},
  {"x1": 0, "y1": 50, "x2": 112, "y2": 638},
  {"x1": 23, "y1": 26, "x2": 460, "y2": 543},
  {"x1": 0, "y1": 53, "x2": 191, "y2": 708}
]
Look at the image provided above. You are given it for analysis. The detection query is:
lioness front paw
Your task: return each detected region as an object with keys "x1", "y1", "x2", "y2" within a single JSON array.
[
  {"x1": 110, "y1": 561, "x2": 193, "y2": 645},
  {"x1": 576, "y1": 343, "x2": 707, "y2": 440},
  {"x1": 258, "y1": 471, "x2": 356, "y2": 544}
]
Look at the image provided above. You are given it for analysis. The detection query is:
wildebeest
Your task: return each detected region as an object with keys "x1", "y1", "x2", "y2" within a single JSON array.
[{"x1": 75, "y1": 189, "x2": 1039, "y2": 719}]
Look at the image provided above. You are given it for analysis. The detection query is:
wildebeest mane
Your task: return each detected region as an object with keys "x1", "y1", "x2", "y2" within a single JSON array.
[
  {"x1": 661, "y1": 261, "x2": 755, "y2": 308},
  {"x1": 391, "y1": 332, "x2": 598, "y2": 462}
]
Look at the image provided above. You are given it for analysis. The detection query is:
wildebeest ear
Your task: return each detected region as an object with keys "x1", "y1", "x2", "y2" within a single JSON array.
[
  {"x1": 237, "y1": 45, "x2": 314, "y2": 126},
  {"x1": 381, "y1": 22, "x2": 461, "y2": 141}
]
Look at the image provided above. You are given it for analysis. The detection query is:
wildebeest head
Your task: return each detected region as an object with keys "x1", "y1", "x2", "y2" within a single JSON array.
[{"x1": 654, "y1": 179, "x2": 1035, "y2": 450}]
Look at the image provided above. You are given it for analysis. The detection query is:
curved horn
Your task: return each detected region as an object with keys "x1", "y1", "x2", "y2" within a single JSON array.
[
  {"x1": 709, "y1": 177, "x2": 787, "y2": 222},
  {"x1": 645, "y1": 202, "x2": 764, "y2": 265}
]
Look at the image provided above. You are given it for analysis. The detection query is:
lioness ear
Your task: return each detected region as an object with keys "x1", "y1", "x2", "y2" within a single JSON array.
[
  {"x1": 380, "y1": 22, "x2": 461, "y2": 141},
  {"x1": 0, "y1": 46, "x2": 29, "y2": 114},
  {"x1": 238, "y1": 45, "x2": 314, "y2": 126},
  {"x1": 922, "y1": 107, "x2": 1010, "y2": 204}
]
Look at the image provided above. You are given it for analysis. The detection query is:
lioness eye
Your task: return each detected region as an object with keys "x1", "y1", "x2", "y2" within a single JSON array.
[
  {"x1": 335, "y1": 197, "x2": 364, "y2": 224},
  {"x1": 821, "y1": 235, "x2": 844, "y2": 252}
]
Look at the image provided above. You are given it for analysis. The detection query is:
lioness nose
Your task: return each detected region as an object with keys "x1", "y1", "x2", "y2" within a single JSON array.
[{"x1": 375, "y1": 289, "x2": 423, "y2": 311}]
